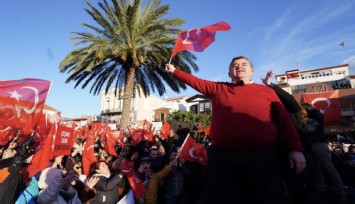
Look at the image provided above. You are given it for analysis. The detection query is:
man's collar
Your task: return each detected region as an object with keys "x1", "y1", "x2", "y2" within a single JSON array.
[{"x1": 232, "y1": 80, "x2": 254, "y2": 86}]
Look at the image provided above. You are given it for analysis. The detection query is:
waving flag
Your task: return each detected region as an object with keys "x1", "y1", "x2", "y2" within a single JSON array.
[
  {"x1": 204, "y1": 125, "x2": 211, "y2": 137},
  {"x1": 25, "y1": 122, "x2": 55, "y2": 178},
  {"x1": 0, "y1": 78, "x2": 51, "y2": 140},
  {"x1": 160, "y1": 121, "x2": 171, "y2": 139},
  {"x1": 118, "y1": 158, "x2": 146, "y2": 200},
  {"x1": 196, "y1": 123, "x2": 203, "y2": 133},
  {"x1": 170, "y1": 21, "x2": 231, "y2": 59},
  {"x1": 127, "y1": 126, "x2": 144, "y2": 145},
  {"x1": 302, "y1": 90, "x2": 341, "y2": 126},
  {"x1": 82, "y1": 132, "x2": 97, "y2": 175},
  {"x1": 178, "y1": 134, "x2": 208, "y2": 165},
  {"x1": 105, "y1": 130, "x2": 124, "y2": 157},
  {"x1": 143, "y1": 120, "x2": 155, "y2": 141}
]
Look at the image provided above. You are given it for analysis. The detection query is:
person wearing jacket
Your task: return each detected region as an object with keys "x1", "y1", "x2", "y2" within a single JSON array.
[
  {"x1": 143, "y1": 161, "x2": 175, "y2": 204},
  {"x1": 301, "y1": 103, "x2": 346, "y2": 203},
  {"x1": 262, "y1": 70, "x2": 311, "y2": 203},
  {"x1": 0, "y1": 134, "x2": 36, "y2": 204},
  {"x1": 262, "y1": 70, "x2": 346, "y2": 204},
  {"x1": 37, "y1": 167, "x2": 81, "y2": 204},
  {"x1": 15, "y1": 176, "x2": 39, "y2": 204},
  {"x1": 89, "y1": 160, "x2": 125, "y2": 204}
]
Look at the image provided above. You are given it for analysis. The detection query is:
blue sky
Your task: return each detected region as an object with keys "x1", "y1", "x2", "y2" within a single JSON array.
[{"x1": 1, "y1": 0, "x2": 354, "y2": 118}]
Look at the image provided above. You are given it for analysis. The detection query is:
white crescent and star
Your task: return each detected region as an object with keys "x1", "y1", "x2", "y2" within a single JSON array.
[
  {"x1": 86, "y1": 145, "x2": 94, "y2": 151},
  {"x1": 189, "y1": 147, "x2": 199, "y2": 159},
  {"x1": 311, "y1": 97, "x2": 331, "y2": 114},
  {"x1": 7, "y1": 90, "x2": 22, "y2": 101},
  {"x1": 7, "y1": 86, "x2": 39, "y2": 114},
  {"x1": 183, "y1": 28, "x2": 202, "y2": 45}
]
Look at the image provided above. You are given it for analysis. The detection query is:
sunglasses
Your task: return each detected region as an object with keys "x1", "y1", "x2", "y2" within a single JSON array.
[{"x1": 75, "y1": 166, "x2": 82, "y2": 170}]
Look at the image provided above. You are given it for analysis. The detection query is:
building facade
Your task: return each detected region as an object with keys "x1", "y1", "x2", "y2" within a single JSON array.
[
  {"x1": 100, "y1": 88, "x2": 194, "y2": 127},
  {"x1": 275, "y1": 64, "x2": 355, "y2": 137}
]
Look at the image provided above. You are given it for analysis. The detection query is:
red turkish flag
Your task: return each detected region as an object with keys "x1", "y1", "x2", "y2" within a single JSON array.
[
  {"x1": 118, "y1": 158, "x2": 147, "y2": 199},
  {"x1": 119, "y1": 158, "x2": 135, "y2": 175},
  {"x1": 126, "y1": 172, "x2": 147, "y2": 200},
  {"x1": 142, "y1": 120, "x2": 154, "y2": 141},
  {"x1": 127, "y1": 126, "x2": 144, "y2": 145},
  {"x1": 0, "y1": 78, "x2": 51, "y2": 140},
  {"x1": 25, "y1": 122, "x2": 55, "y2": 178},
  {"x1": 105, "y1": 131, "x2": 124, "y2": 157},
  {"x1": 302, "y1": 90, "x2": 341, "y2": 126},
  {"x1": 34, "y1": 114, "x2": 50, "y2": 140},
  {"x1": 196, "y1": 123, "x2": 203, "y2": 133},
  {"x1": 0, "y1": 127, "x2": 13, "y2": 146},
  {"x1": 82, "y1": 133, "x2": 97, "y2": 176},
  {"x1": 52, "y1": 124, "x2": 75, "y2": 157},
  {"x1": 171, "y1": 21, "x2": 231, "y2": 59},
  {"x1": 160, "y1": 121, "x2": 171, "y2": 139},
  {"x1": 178, "y1": 134, "x2": 208, "y2": 165}
]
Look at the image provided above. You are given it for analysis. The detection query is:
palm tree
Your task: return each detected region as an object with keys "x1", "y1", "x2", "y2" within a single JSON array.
[{"x1": 59, "y1": 0, "x2": 198, "y2": 130}]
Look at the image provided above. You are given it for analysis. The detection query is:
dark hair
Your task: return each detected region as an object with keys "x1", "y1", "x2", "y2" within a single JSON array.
[
  {"x1": 229, "y1": 56, "x2": 253, "y2": 69},
  {"x1": 89, "y1": 160, "x2": 108, "y2": 177}
]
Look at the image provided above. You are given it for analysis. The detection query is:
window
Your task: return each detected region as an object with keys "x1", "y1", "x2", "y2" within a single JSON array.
[
  {"x1": 199, "y1": 103, "x2": 205, "y2": 112},
  {"x1": 190, "y1": 105, "x2": 198, "y2": 114},
  {"x1": 205, "y1": 102, "x2": 211, "y2": 114}
]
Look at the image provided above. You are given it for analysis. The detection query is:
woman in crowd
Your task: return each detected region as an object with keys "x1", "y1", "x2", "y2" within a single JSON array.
[{"x1": 88, "y1": 160, "x2": 126, "y2": 204}]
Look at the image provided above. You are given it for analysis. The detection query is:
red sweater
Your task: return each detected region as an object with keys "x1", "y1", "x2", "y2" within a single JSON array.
[{"x1": 173, "y1": 69, "x2": 303, "y2": 151}]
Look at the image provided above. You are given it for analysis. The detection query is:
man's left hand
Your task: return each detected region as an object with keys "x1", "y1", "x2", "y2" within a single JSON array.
[{"x1": 289, "y1": 151, "x2": 306, "y2": 174}]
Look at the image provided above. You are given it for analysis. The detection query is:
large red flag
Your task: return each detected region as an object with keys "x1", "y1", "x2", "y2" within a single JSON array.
[
  {"x1": 25, "y1": 122, "x2": 55, "y2": 178},
  {"x1": 160, "y1": 121, "x2": 171, "y2": 139},
  {"x1": 302, "y1": 90, "x2": 341, "y2": 126},
  {"x1": 52, "y1": 124, "x2": 75, "y2": 157},
  {"x1": 0, "y1": 78, "x2": 51, "y2": 139},
  {"x1": 127, "y1": 172, "x2": 147, "y2": 200},
  {"x1": 170, "y1": 21, "x2": 231, "y2": 59},
  {"x1": 127, "y1": 126, "x2": 144, "y2": 145},
  {"x1": 118, "y1": 159, "x2": 146, "y2": 199},
  {"x1": 143, "y1": 120, "x2": 154, "y2": 141},
  {"x1": 82, "y1": 132, "x2": 97, "y2": 176},
  {"x1": 178, "y1": 134, "x2": 208, "y2": 165},
  {"x1": 105, "y1": 131, "x2": 124, "y2": 157}
]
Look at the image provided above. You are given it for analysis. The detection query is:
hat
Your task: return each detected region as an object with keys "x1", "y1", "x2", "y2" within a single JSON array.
[
  {"x1": 38, "y1": 167, "x2": 63, "y2": 189},
  {"x1": 139, "y1": 156, "x2": 152, "y2": 165}
]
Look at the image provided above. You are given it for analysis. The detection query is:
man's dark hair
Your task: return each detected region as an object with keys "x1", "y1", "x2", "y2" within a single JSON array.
[{"x1": 229, "y1": 55, "x2": 253, "y2": 69}]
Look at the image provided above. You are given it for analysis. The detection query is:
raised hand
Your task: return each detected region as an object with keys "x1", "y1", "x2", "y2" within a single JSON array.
[
  {"x1": 165, "y1": 64, "x2": 176, "y2": 73},
  {"x1": 261, "y1": 70, "x2": 274, "y2": 86}
]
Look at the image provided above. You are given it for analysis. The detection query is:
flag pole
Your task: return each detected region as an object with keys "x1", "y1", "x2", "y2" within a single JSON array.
[{"x1": 175, "y1": 133, "x2": 190, "y2": 161}]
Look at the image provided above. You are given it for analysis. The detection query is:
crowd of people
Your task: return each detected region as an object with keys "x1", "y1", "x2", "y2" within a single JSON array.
[
  {"x1": 0, "y1": 55, "x2": 354, "y2": 204},
  {"x1": 0, "y1": 125, "x2": 354, "y2": 204}
]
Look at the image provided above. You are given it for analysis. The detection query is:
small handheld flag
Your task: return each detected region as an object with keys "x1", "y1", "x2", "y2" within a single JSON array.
[{"x1": 170, "y1": 21, "x2": 231, "y2": 63}]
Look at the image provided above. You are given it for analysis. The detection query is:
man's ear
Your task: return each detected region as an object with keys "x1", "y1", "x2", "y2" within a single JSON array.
[{"x1": 228, "y1": 70, "x2": 232, "y2": 78}]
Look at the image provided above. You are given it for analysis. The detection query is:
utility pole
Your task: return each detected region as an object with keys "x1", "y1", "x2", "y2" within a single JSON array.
[
  {"x1": 339, "y1": 41, "x2": 345, "y2": 62},
  {"x1": 294, "y1": 52, "x2": 301, "y2": 70}
]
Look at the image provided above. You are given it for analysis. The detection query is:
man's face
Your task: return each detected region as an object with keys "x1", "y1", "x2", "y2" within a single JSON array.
[{"x1": 229, "y1": 58, "x2": 254, "y2": 82}]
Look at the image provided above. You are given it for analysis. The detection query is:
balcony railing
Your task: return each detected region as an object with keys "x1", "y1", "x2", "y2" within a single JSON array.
[{"x1": 102, "y1": 108, "x2": 122, "y2": 114}]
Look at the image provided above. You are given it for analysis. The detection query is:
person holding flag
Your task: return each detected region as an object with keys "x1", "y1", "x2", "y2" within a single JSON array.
[{"x1": 165, "y1": 55, "x2": 306, "y2": 203}]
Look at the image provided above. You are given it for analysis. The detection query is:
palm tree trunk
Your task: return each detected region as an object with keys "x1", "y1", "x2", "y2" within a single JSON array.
[{"x1": 119, "y1": 67, "x2": 136, "y2": 131}]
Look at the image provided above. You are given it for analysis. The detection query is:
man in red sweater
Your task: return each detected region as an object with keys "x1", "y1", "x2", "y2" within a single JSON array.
[{"x1": 165, "y1": 56, "x2": 306, "y2": 204}]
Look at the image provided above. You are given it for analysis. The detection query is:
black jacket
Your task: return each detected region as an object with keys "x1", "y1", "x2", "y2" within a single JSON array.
[
  {"x1": 301, "y1": 106, "x2": 327, "y2": 144},
  {"x1": 269, "y1": 84, "x2": 312, "y2": 150},
  {"x1": 90, "y1": 173, "x2": 125, "y2": 204}
]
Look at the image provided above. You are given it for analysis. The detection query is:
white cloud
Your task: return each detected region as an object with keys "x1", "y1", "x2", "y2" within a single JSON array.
[
  {"x1": 343, "y1": 55, "x2": 355, "y2": 70},
  {"x1": 255, "y1": 2, "x2": 355, "y2": 79}
]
